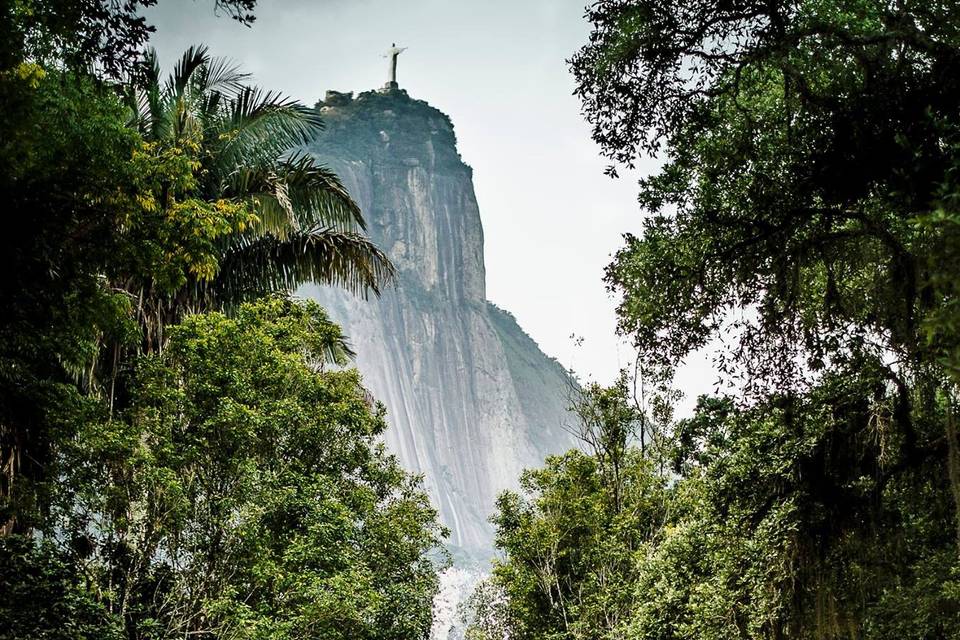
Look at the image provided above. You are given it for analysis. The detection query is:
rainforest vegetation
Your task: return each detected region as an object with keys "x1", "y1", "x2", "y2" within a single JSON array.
[
  {"x1": 0, "y1": 2, "x2": 441, "y2": 638},
  {"x1": 471, "y1": 1, "x2": 960, "y2": 639}
]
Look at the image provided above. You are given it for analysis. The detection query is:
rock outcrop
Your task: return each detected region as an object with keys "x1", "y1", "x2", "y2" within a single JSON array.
[{"x1": 301, "y1": 88, "x2": 575, "y2": 561}]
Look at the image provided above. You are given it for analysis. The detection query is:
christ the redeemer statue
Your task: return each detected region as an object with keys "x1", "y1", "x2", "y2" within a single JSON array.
[{"x1": 383, "y1": 43, "x2": 407, "y2": 90}]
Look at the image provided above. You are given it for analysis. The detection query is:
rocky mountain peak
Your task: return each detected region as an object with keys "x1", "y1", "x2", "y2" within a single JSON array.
[
  {"x1": 302, "y1": 90, "x2": 575, "y2": 561},
  {"x1": 310, "y1": 88, "x2": 485, "y2": 304}
]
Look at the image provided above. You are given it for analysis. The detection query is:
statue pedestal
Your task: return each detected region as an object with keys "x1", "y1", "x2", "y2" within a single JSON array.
[{"x1": 382, "y1": 81, "x2": 399, "y2": 92}]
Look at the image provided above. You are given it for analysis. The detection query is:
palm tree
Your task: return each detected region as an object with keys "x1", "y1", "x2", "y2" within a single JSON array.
[{"x1": 124, "y1": 45, "x2": 393, "y2": 346}]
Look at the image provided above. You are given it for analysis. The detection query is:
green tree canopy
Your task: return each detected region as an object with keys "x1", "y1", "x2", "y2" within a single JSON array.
[
  {"x1": 39, "y1": 297, "x2": 445, "y2": 639},
  {"x1": 477, "y1": 370, "x2": 959, "y2": 640},
  {"x1": 572, "y1": 0, "x2": 960, "y2": 390},
  {"x1": 0, "y1": 4, "x2": 438, "y2": 638},
  {"x1": 0, "y1": 0, "x2": 258, "y2": 78},
  {"x1": 572, "y1": 0, "x2": 960, "y2": 602},
  {"x1": 0, "y1": 35, "x2": 392, "y2": 534},
  {"x1": 475, "y1": 3, "x2": 960, "y2": 639}
]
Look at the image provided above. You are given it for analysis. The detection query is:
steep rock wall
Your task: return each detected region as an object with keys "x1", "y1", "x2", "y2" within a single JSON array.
[{"x1": 301, "y1": 89, "x2": 575, "y2": 559}]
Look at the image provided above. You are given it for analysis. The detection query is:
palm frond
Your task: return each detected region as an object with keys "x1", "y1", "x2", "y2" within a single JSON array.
[
  {"x1": 166, "y1": 44, "x2": 210, "y2": 98},
  {"x1": 302, "y1": 309, "x2": 356, "y2": 364},
  {"x1": 143, "y1": 48, "x2": 161, "y2": 89},
  {"x1": 124, "y1": 45, "x2": 391, "y2": 320},
  {"x1": 230, "y1": 167, "x2": 297, "y2": 235},
  {"x1": 278, "y1": 153, "x2": 364, "y2": 231},
  {"x1": 226, "y1": 155, "x2": 364, "y2": 237},
  {"x1": 198, "y1": 56, "x2": 249, "y2": 95},
  {"x1": 213, "y1": 228, "x2": 396, "y2": 304},
  {"x1": 125, "y1": 49, "x2": 161, "y2": 134},
  {"x1": 321, "y1": 334, "x2": 356, "y2": 364},
  {"x1": 198, "y1": 89, "x2": 225, "y2": 132},
  {"x1": 124, "y1": 84, "x2": 148, "y2": 131},
  {"x1": 209, "y1": 87, "x2": 323, "y2": 177}
]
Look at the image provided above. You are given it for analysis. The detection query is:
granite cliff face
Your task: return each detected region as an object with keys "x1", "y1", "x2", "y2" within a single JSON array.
[{"x1": 300, "y1": 89, "x2": 575, "y2": 560}]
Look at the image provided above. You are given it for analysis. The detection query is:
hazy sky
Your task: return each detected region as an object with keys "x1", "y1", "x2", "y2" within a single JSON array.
[{"x1": 147, "y1": 0, "x2": 715, "y2": 404}]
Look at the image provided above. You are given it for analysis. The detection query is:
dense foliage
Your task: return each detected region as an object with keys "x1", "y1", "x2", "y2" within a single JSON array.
[
  {"x1": 572, "y1": 0, "x2": 960, "y2": 390},
  {"x1": 0, "y1": 0, "x2": 257, "y2": 78},
  {"x1": 45, "y1": 297, "x2": 443, "y2": 639},
  {"x1": 477, "y1": 374, "x2": 958, "y2": 639},
  {"x1": 0, "y1": 535, "x2": 122, "y2": 639},
  {"x1": 3, "y1": 298, "x2": 444, "y2": 639},
  {"x1": 475, "y1": 1, "x2": 960, "y2": 639},
  {"x1": 0, "y1": 3, "x2": 393, "y2": 532},
  {"x1": 0, "y1": 3, "x2": 443, "y2": 638}
]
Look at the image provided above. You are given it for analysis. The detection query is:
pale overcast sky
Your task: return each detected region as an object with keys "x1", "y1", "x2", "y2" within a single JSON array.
[{"x1": 147, "y1": 0, "x2": 715, "y2": 405}]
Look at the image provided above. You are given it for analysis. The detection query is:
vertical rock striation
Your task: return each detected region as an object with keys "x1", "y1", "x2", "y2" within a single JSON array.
[{"x1": 301, "y1": 88, "x2": 575, "y2": 561}]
